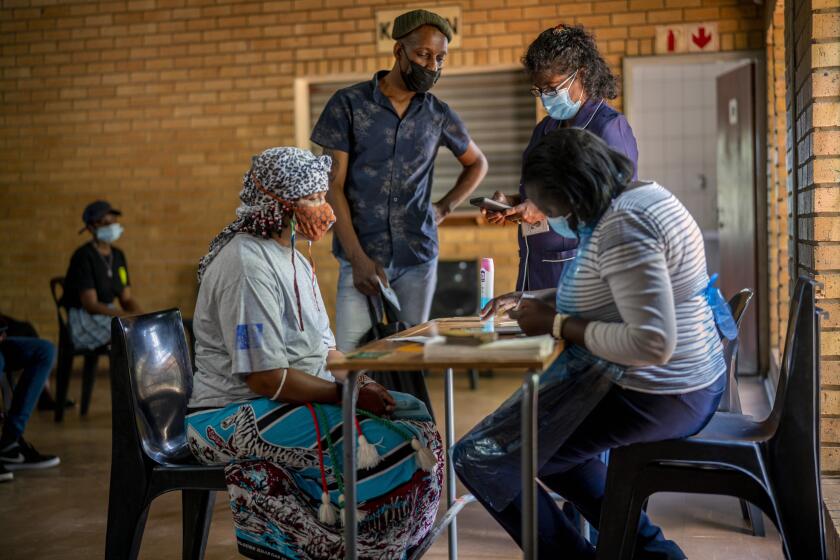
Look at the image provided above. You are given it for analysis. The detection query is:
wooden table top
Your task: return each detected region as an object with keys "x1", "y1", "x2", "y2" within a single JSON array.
[{"x1": 326, "y1": 317, "x2": 561, "y2": 372}]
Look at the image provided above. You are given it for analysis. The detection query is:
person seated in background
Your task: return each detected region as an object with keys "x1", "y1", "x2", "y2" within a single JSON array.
[
  {"x1": 455, "y1": 129, "x2": 727, "y2": 559},
  {"x1": 186, "y1": 147, "x2": 442, "y2": 560},
  {"x1": 61, "y1": 200, "x2": 142, "y2": 350},
  {"x1": 0, "y1": 312, "x2": 72, "y2": 411},
  {"x1": 0, "y1": 317, "x2": 60, "y2": 482}
]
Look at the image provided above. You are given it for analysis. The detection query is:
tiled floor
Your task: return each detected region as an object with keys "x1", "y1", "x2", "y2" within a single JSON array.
[{"x1": 2, "y1": 369, "x2": 785, "y2": 559}]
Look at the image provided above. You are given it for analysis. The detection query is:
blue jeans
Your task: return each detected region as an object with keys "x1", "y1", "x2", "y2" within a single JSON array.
[
  {"x1": 457, "y1": 373, "x2": 726, "y2": 559},
  {"x1": 335, "y1": 257, "x2": 437, "y2": 352},
  {"x1": 0, "y1": 337, "x2": 56, "y2": 440}
]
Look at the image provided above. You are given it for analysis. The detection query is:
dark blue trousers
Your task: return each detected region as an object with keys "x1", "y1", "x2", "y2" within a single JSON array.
[
  {"x1": 458, "y1": 373, "x2": 725, "y2": 559},
  {"x1": 0, "y1": 337, "x2": 56, "y2": 441}
]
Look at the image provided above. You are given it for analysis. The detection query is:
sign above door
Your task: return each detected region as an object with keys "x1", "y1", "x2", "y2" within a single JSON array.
[{"x1": 655, "y1": 22, "x2": 719, "y2": 55}]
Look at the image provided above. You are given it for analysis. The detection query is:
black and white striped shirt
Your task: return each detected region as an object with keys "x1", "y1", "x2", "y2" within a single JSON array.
[{"x1": 557, "y1": 182, "x2": 726, "y2": 394}]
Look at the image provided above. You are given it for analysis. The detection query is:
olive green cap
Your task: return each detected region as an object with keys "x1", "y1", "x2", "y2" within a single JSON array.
[{"x1": 392, "y1": 9, "x2": 453, "y2": 42}]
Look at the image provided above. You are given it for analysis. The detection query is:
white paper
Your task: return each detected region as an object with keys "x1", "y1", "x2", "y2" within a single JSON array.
[
  {"x1": 378, "y1": 277, "x2": 402, "y2": 312},
  {"x1": 389, "y1": 335, "x2": 442, "y2": 345}
]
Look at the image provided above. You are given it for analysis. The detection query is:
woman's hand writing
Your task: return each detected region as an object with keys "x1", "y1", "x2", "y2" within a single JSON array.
[
  {"x1": 480, "y1": 291, "x2": 521, "y2": 320},
  {"x1": 507, "y1": 298, "x2": 556, "y2": 337}
]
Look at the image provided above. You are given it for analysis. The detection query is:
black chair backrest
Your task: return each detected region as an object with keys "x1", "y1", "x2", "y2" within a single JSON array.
[
  {"x1": 721, "y1": 289, "x2": 754, "y2": 374},
  {"x1": 49, "y1": 276, "x2": 69, "y2": 333},
  {"x1": 111, "y1": 309, "x2": 194, "y2": 465},
  {"x1": 765, "y1": 277, "x2": 824, "y2": 557},
  {"x1": 729, "y1": 289, "x2": 753, "y2": 329},
  {"x1": 430, "y1": 260, "x2": 479, "y2": 319}
]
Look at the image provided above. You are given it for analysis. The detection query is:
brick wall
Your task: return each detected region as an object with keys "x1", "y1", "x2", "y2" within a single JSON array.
[
  {"x1": 766, "y1": 0, "x2": 789, "y2": 368},
  {"x1": 0, "y1": 0, "x2": 764, "y2": 343},
  {"x1": 784, "y1": 0, "x2": 840, "y2": 473}
]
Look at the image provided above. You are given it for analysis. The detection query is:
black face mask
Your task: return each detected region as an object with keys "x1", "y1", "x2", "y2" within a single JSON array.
[{"x1": 398, "y1": 48, "x2": 441, "y2": 93}]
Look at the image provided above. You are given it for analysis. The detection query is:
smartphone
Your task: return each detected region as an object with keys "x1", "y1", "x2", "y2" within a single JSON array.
[{"x1": 470, "y1": 197, "x2": 512, "y2": 212}]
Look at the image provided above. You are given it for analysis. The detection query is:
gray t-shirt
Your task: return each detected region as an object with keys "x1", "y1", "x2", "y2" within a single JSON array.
[{"x1": 189, "y1": 234, "x2": 336, "y2": 408}]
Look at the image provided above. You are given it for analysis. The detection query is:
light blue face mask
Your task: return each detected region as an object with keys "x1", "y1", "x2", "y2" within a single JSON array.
[
  {"x1": 540, "y1": 70, "x2": 582, "y2": 121},
  {"x1": 95, "y1": 223, "x2": 123, "y2": 243},
  {"x1": 547, "y1": 213, "x2": 577, "y2": 239}
]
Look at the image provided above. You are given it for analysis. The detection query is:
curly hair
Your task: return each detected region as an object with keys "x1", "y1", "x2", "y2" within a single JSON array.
[{"x1": 522, "y1": 24, "x2": 618, "y2": 100}]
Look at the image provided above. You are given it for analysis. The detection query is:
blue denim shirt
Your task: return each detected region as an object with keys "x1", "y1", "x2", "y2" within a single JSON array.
[{"x1": 310, "y1": 71, "x2": 471, "y2": 267}]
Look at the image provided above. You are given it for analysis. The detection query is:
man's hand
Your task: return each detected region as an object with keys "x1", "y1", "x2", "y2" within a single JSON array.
[
  {"x1": 357, "y1": 382, "x2": 396, "y2": 416},
  {"x1": 482, "y1": 191, "x2": 515, "y2": 225},
  {"x1": 432, "y1": 202, "x2": 448, "y2": 225},
  {"x1": 480, "y1": 291, "x2": 521, "y2": 320},
  {"x1": 502, "y1": 199, "x2": 546, "y2": 225},
  {"x1": 351, "y1": 254, "x2": 388, "y2": 296},
  {"x1": 507, "y1": 298, "x2": 556, "y2": 337}
]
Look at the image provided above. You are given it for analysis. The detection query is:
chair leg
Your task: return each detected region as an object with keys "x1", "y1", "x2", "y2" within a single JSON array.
[
  {"x1": 1, "y1": 373, "x2": 13, "y2": 414},
  {"x1": 182, "y1": 490, "x2": 216, "y2": 560},
  {"x1": 596, "y1": 470, "x2": 645, "y2": 560},
  {"x1": 104, "y1": 486, "x2": 151, "y2": 560},
  {"x1": 468, "y1": 368, "x2": 479, "y2": 390},
  {"x1": 80, "y1": 354, "x2": 99, "y2": 416},
  {"x1": 740, "y1": 500, "x2": 766, "y2": 537},
  {"x1": 54, "y1": 341, "x2": 73, "y2": 423}
]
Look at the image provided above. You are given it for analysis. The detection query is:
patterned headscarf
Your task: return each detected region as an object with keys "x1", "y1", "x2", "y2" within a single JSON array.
[{"x1": 198, "y1": 147, "x2": 332, "y2": 283}]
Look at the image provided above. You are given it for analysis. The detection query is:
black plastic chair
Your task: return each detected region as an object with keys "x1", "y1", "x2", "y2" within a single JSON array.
[
  {"x1": 596, "y1": 276, "x2": 825, "y2": 560},
  {"x1": 430, "y1": 259, "x2": 482, "y2": 390},
  {"x1": 717, "y1": 289, "x2": 765, "y2": 537},
  {"x1": 719, "y1": 289, "x2": 754, "y2": 414},
  {"x1": 50, "y1": 276, "x2": 109, "y2": 422},
  {"x1": 104, "y1": 309, "x2": 226, "y2": 560}
]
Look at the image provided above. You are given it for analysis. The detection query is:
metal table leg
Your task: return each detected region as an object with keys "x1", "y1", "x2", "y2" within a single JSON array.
[
  {"x1": 444, "y1": 367, "x2": 458, "y2": 560},
  {"x1": 342, "y1": 371, "x2": 359, "y2": 560},
  {"x1": 521, "y1": 371, "x2": 539, "y2": 560}
]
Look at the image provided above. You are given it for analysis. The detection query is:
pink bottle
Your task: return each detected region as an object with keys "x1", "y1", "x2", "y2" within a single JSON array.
[{"x1": 480, "y1": 258, "x2": 494, "y2": 310}]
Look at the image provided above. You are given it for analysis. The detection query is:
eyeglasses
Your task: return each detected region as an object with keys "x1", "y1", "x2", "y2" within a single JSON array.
[{"x1": 529, "y1": 70, "x2": 578, "y2": 98}]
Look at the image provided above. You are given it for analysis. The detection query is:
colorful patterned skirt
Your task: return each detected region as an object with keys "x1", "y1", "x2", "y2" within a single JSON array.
[{"x1": 185, "y1": 393, "x2": 443, "y2": 560}]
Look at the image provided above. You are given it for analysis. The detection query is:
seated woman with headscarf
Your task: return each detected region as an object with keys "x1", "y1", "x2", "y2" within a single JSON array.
[
  {"x1": 455, "y1": 129, "x2": 729, "y2": 560},
  {"x1": 186, "y1": 147, "x2": 442, "y2": 560}
]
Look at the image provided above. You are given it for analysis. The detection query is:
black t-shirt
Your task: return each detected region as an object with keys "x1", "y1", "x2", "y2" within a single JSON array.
[{"x1": 61, "y1": 243, "x2": 130, "y2": 309}]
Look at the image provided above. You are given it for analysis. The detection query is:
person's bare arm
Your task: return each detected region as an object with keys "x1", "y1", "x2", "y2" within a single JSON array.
[
  {"x1": 245, "y1": 367, "x2": 396, "y2": 415},
  {"x1": 118, "y1": 286, "x2": 142, "y2": 314},
  {"x1": 324, "y1": 148, "x2": 387, "y2": 296},
  {"x1": 80, "y1": 289, "x2": 122, "y2": 317},
  {"x1": 327, "y1": 348, "x2": 347, "y2": 381},
  {"x1": 434, "y1": 141, "x2": 488, "y2": 224},
  {"x1": 245, "y1": 367, "x2": 341, "y2": 405}
]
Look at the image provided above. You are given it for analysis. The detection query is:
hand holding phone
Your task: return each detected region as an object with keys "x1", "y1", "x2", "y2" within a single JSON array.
[{"x1": 470, "y1": 197, "x2": 512, "y2": 213}]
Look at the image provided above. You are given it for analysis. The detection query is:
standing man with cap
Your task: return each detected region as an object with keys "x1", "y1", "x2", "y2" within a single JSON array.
[
  {"x1": 62, "y1": 200, "x2": 142, "y2": 350},
  {"x1": 311, "y1": 8, "x2": 487, "y2": 353}
]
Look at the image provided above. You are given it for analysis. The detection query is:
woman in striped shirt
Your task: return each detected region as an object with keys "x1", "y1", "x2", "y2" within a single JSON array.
[{"x1": 457, "y1": 128, "x2": 726, "y2": 559}]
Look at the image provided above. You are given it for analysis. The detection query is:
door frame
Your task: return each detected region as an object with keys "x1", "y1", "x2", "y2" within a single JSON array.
[{"x1": 623, "y1": 51, "x2": 769, "y2": 376}]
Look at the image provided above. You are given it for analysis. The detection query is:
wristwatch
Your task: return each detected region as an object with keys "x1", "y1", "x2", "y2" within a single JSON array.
[{"x1": 552, "y1": 313, "x2": 569, "y2": 340}]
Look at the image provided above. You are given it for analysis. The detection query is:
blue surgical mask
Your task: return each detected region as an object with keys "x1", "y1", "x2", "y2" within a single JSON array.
[
  {"x1": 95, "y1": 223, "x2": 123, "y2": 243},
  {"x1": 547, "y1": 213, "x2": 577, "y2": 239},
  {"x1": 540, "y1": 70, "x2": 582, "y2": 121}
]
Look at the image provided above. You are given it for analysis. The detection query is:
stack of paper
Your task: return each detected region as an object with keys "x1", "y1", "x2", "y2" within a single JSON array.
[{"x1": 423, "y1": 334, "x2": 555, "y2": 361}]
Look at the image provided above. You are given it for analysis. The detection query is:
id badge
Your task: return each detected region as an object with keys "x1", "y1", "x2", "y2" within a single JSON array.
[{"x1": 522, "y1": 219, "x2": 549, "y2": 237}]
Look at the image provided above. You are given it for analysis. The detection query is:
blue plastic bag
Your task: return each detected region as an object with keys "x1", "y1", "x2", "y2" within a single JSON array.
[
  {"x1": 451, "y1": 345, "x2": 624, "y2": 511},
  {"x1": 704, "y1": 273, "x2": 738, "y2": 341}
]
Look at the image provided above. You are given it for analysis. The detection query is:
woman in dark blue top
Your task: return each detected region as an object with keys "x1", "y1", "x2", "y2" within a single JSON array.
[{"x1": 485, "y1": 24, "x2": 639, "y2": 294}]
